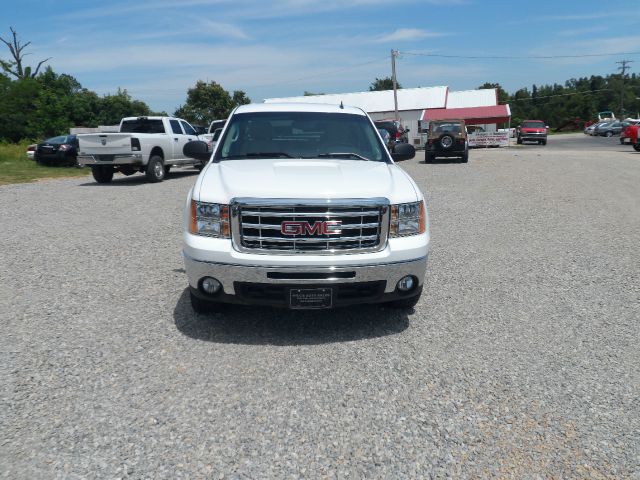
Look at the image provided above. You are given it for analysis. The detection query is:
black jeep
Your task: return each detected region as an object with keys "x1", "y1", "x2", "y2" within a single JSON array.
[{"x1": 425, "y1": 120, "x2": 468, "y2": 163}]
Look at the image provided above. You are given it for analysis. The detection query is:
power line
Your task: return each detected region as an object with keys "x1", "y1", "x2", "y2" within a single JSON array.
[
  {"x1": 400, "y1": 51, "x2": 640, "y2": 60},
  {"x1": 616, "y1": 59, "x2": 633, "y2": 116}
]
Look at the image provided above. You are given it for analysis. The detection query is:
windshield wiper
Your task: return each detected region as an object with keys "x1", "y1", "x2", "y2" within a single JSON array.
[{"x1": 317, "y1": 152, "x2": 372, "y2": 161}]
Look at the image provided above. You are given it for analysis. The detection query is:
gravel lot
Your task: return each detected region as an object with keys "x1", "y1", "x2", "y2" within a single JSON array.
[{"x1": 2, "y1": 133, "x2": 639, "y2": 478}]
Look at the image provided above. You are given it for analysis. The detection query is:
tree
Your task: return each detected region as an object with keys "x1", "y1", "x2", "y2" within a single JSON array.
[
  {"x1": 174, "y1": 80, "x2": 239, "y2": 125},
  {"x1": 232, "y1": 90, "x2": 251, "y2": 107},
  {"x1": 0, "y1": 27, "x2": 50, "y2": 79},
  {"x1": 369, "y1": 77, "x2": 401, "y2": 91},
  {"x1": 95, "y1": 88, "x2": 151, "y2": 125}
]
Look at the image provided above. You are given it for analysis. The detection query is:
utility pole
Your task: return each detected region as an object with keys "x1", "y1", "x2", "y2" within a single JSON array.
[
  {"x1": 616, "y1": 59, "x2": 633, "y2": 119},
  {"x1": 391, "y1": 49, "x2": 399, "y2": 122}
]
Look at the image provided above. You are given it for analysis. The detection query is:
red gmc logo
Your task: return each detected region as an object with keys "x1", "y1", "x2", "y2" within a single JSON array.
[{"x1": 281, "y1": 220, "x2": 342, "y2": 236}]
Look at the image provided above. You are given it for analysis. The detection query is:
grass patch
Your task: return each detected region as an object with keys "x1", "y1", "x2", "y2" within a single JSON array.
[{"x1": 0, "y1": 141, "x2": 89, "y2": 186}]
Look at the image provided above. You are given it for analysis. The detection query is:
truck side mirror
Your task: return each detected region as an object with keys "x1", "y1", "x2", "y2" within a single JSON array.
[
  {"x1": 183, "y1": 140, "x2": 211, "y2": 162},
  {"x1": 391, "y1": 142, "x2": 415, "y2": 161}
]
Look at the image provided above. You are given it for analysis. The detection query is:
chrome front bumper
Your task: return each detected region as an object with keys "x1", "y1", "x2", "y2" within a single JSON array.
[{"x1": 183, "y1": 252, "x2": 427, "y2": 295}]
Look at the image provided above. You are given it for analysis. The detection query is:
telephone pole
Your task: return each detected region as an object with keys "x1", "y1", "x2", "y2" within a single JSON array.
[
  {"x1": 391, "y1": 49, "x2": 399, "y2": 121},
  {"x1": 616, "y1": 59, "x2": 633, "y2": 118}
]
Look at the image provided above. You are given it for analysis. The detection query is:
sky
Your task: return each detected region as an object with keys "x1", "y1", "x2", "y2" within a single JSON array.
[{"x1": 6, "y1": 0, "x2": 640, "y2": 114}]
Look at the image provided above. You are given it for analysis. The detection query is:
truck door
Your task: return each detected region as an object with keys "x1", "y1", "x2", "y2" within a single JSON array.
[{"x1": 168, "y1": 119, "x2": 188, "y2": 161}]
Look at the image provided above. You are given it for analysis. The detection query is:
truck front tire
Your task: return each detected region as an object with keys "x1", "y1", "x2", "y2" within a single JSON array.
[
  {"x1": 145, "y1": 155, "x2": 165, "y2": 183},
  {"x1": 91, "y1": 166, "x2": 114, "y2": 183}
]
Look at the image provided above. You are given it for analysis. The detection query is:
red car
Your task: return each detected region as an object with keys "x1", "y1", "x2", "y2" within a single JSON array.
[
  {"x1": 516, "y1": 120, "x2": 548, "y2": 145},
  {"x1": 621, "y1": 124, "x2": 640, "y2": 150}
]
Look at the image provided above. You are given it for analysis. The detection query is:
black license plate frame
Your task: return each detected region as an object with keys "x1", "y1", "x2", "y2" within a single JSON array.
[{"x1": 289, "y1": 287, "x2": 333, "y2": 309}]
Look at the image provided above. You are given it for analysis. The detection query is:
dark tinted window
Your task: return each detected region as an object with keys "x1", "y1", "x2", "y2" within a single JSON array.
[
  {"x1": 170, "y1": 119, "x2": 183, "y2": 134},
  {"x1": 120, "y1": 119, "x2": 165, "y2": 134}
]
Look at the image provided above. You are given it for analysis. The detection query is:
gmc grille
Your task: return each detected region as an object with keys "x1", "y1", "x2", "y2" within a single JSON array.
[{"x1": 231, "y1": 199, "x2": 390, "y2": 254}]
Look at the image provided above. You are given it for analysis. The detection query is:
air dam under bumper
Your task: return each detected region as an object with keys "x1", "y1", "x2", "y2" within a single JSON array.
[{"x1": 184, "y1": 253, "x2": 427, "y2": 307}]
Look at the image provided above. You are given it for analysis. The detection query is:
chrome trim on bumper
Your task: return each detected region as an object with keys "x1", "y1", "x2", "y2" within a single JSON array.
[
  {"x1": 183, "y1": 252, "x2": 427, "y2": 295},
  {"x1": 77, "y1": 153, "x2": 143, "y2": 166}
]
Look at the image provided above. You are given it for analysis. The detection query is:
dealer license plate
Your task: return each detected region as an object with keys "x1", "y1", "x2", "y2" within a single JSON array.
[{"x1": 289, "y1": 288, "x2": 333, "y2": 309}]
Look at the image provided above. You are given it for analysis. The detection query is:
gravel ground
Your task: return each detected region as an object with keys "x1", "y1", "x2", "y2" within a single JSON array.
[{"x1": 1, "y1": 134, "x2": 639, "y2": 478}]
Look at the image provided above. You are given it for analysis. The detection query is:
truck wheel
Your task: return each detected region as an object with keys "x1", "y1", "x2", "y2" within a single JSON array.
[
  {"x1": 605, "y1": 131, "x2": 613, "y2": 137},
  {"x1": 461, "y1": 149, "x2": 469, "y2": 163},
  {"x1": 517, "y1": 137, "x2": 522, "y2": 144},
  {"x1": 634, "y1": 144, "x2": 640, "y2": 152},
  {"x1": 541, "y1": 139, "x2": 547, "y2": 145},
  {"x1": 189, "y1": 291, "x2": 224, "y2": 314},
  {"x1": 145, "y1": 155, "x2": 165, "y2": 183},
  {"x1": 91, "y1": 166, "x2": 114, "y2": 183}
]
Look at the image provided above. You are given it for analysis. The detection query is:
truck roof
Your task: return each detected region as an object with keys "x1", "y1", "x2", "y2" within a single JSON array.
[
  {"x1": 120, "y1": 116, "x2": 181, "y2": 121},
  {"x1": 238, "y1": 103, "x2": 367, "y2": 115}
]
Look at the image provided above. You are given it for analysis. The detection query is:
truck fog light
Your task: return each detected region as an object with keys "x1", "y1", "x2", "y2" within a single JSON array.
[
  {"x1": 201, "y1": 277, "x2": 221, "y2": 295},
  {"x1": 397, "y1": 276, "x2": 416, "y2": 292}
]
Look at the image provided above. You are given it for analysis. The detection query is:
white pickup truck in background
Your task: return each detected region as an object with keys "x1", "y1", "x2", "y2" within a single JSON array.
[
  {"x1": 77, "y1": 116, "x2": 205, "y2": 183},
  {"x1": 199, "y1": 118, "x2": 227, "y2": 151}
]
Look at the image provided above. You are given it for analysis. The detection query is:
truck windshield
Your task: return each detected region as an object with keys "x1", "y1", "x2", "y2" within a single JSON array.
[
  {"x1": 120, "y1": 119, "x2": 165, "y2": 134},
  {"x1": 214, "y1": 112, "x2": 388, "y2": 162},
  {"x1": 521, "y1": 121, "x2": 545, "y2": 129}
]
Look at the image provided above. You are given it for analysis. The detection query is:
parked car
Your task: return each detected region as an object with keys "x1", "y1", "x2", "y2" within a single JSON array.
[
  {"x1": 621, "y1": 124, "x2": 640, "y2": 146},
  {"x1": 207, "y1": 127, "x2": 223, "y2": 152},
  {"x1": 516, "y1": 120, "x2": 547, "y2": 145},
  {"x1": 377, "y1": 128, "x2": 392, "y2": 151},
  {"x1": 425, "y1": 119, "x2": 468, "y2": 163},
  {"x1": 181, "y1": 102, "x2": 424, "y2": 312},
  {"x1": 596, "y1": 121, "x2": 627, "y2": 137},
  {"x1": 26, "y1": 144, "x2": 36, "y2": 159},
  {"x1": 584, "y1": 122, "x2": 604, "y2": 135},
  {"x1": 34, "y1": 135, "x2": 79, "y2": 166},
  {"x1": 467, "y1": 125, "x2": 485, "y2": 134},
  {"x1": 192, "y1": 125, "x2": 208, "y2": 136},
  {"x1": 77, "y1": 116, "x2": 204, "y2": 183},
  {"x1": 374, "y1": 119, "x2": 409, "y2": 145}
]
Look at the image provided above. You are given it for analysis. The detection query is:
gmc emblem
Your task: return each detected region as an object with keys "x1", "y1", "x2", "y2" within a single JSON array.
[{"x1": 281, "y1": 220, "x2": 342, "y2": 236}]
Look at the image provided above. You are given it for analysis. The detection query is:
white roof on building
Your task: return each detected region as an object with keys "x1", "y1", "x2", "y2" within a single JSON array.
[
  {"x1": 446, "y1": 89, "x2": 497, "y2": 108},
  {"x1": 264, "y1": 86, "x2": 448, "y2": 113}
]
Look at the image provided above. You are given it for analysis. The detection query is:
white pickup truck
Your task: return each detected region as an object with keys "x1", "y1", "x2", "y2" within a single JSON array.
[
  {"x1": 181, "y1": 103, "x2": 430, "y2": 312},
  {"x1": 199, "y1": 118, "x2": 227, "y2": 151},
  {"x1": 77, "y1": 116, "x2": 204, "y2": 183}
]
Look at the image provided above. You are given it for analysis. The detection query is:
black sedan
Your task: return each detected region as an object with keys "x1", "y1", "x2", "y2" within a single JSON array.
[{"x1": 35, "y1": 135, "x2": 79, "y2": 166}]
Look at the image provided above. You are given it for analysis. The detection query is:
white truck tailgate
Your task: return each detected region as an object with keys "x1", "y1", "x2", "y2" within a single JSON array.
[{"x1": 78, "y1": 133, "x2": 133, "y2": 155}]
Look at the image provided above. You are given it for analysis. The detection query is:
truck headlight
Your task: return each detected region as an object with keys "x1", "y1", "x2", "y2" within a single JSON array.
[
  {"x1": 190, "y1": 200, "x2": 230, "y2": 238},
  {"x1": 390, "y1": 201, "x2": 426, "y2": 237}
]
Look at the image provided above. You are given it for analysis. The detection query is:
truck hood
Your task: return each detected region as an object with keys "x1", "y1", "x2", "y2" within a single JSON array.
[{"x1": 195, "y1": 159, "x2": 420, "y2": 204}]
